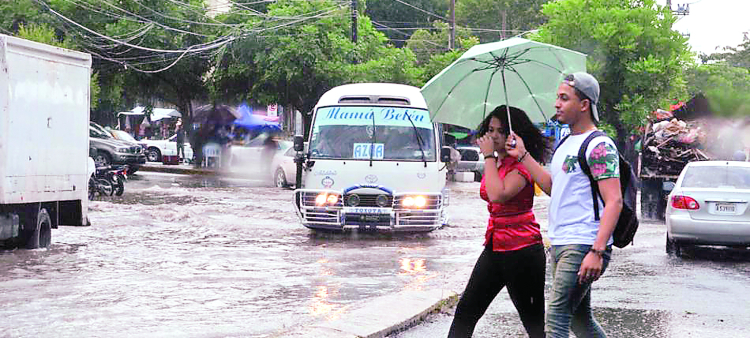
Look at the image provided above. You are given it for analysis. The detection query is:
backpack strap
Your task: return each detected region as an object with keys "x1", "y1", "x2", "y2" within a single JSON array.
[{"x1": 577, "y1": 130, "x2": 607, "y2": 221}]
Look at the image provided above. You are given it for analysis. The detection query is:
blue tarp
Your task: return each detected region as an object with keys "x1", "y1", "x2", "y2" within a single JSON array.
[{"x1": 232, "y1": 102, "x2": 281, "y2": 132}]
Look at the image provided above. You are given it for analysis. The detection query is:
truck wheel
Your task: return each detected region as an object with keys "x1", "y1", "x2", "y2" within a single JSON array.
[
  {"x1": 147, "y1": 148, "x2": 161, "y2": 162},
  {"x1": 24, "y1": 207, "x2": 52, "y2": 249}
]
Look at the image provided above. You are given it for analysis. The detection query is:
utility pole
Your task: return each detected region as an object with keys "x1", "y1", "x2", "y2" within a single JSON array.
[
  {"x1": 351, "y1": 0, "x2": 357, "y2": 44},
  {"x1": 500, "y1": 10, "x2": 507, "y2": 40},
  {"x1": 449, "y1": 0, "x2": 455, "y2": 50}
]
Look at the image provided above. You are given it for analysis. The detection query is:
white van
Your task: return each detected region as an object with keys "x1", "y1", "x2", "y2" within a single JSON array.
[{"x1": 293, "y1": 83, "x2": 451, "y2": 232}]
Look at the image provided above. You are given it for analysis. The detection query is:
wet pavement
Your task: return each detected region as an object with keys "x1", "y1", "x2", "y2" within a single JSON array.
[
  {"x1": 0, "y1": 173, "x2": 493, "y2": 337},
  {"x1": 391, "y1": 219, "x2": 750, "y2": 338},
  {"x1": 1, "y1": 171, "x2": 749, "y2": 337}
]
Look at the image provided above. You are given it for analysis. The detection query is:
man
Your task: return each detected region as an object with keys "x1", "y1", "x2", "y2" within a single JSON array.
[
  {"x1": 506, "y1": 72, "x2": 623, "y2": 337},
  {"x1": 175, "y1": 118, "x2": 185, "y2": 162}
]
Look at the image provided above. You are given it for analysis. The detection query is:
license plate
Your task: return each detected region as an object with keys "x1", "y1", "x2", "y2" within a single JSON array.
[
  {"x1": 343, "y1": 207, "x2": 388, "y2": 214},
  {"x1": 715, "y1": 202, "x2": 736, "y2": 214}
]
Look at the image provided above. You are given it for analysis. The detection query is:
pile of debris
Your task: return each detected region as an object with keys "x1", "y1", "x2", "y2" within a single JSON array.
[{"x1": 641, "y1": 117, "x2": 711, "y2": 177}]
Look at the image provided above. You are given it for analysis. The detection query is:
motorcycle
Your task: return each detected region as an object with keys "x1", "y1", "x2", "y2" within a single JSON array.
[{"x1": 88, "y1": 160, "x2": 128, "y2": 199}]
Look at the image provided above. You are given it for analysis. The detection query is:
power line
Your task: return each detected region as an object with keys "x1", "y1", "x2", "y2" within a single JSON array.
[{"x1": 391, "y1": 0, "x2": 447, "y2": 21}]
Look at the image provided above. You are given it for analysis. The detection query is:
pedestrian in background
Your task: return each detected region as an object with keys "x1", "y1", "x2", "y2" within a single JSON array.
[
  {"x1": 507, "y1": 72, "x2": 622, "y2": 337},
  {"x1": 175, "y1": 118, "x2": 185, "y2": 162},
  {"x1": 447, "y1": 105, "x2": 547, "y2": 338}
]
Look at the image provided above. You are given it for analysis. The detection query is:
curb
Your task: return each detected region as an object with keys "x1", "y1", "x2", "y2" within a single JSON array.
[
  {"x1": 137, "y1": 164, "x2": 260, "y2": 179},
  {"x1": 272, "y1": 289, "x2": 460, "y2": 338}
]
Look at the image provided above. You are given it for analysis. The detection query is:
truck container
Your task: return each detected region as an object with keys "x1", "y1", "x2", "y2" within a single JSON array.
[{"x1": 0, "y1": 34, "x2": 91, "y2": 249}]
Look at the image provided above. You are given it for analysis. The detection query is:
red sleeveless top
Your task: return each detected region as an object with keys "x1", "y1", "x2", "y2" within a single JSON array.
[{"x1": 479, "y1": 156, "x2": 543, "y2": 251}]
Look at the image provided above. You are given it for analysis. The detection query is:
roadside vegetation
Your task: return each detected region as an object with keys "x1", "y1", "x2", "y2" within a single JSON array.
[{"x1": 2, "y1": 0, "x2": 749, "y2": 144}]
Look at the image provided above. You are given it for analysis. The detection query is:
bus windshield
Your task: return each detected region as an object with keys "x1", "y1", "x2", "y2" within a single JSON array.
[{"x1": 309, "y1": 106, "x2": 436, "y2": 161}]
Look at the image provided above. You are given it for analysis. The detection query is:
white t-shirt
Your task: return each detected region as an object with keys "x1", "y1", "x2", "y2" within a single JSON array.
[{"x1": 548, "y1": 130, "x2": 620, "y2": 246}]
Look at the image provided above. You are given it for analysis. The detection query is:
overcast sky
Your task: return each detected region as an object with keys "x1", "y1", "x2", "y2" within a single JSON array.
[{"x1": 657, "y1": 0, "x2": 750, "y2": 55}]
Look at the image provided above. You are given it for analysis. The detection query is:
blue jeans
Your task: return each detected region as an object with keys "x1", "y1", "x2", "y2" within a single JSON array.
[{"x1": 546, "y1": 244, "x2": 611, "y2": 338}]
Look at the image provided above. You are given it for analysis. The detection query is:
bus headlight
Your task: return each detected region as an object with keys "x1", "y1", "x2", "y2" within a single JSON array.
[
  {"x1": 316, "y1": 193, "x2": 327, "y2": 206},
  {"x1": 315, "y1": 193, "x2": 340, "y2": 206},
  {"x1": 401, "y1": 195, "x2": 427, "y2": 208},
  {"x1": 346, "y1": 194, "x2": 360, "y2": 207},
  {"x1": 376, "y1": 194, "x2": 390, "y2": 207},
  {"x1": 414, "y1": 195, "x2": 427, "y2": 208}
]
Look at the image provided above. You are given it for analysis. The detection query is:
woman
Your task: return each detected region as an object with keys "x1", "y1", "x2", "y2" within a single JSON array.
[{"x1": 448, "y1": 105, "x2": 547, "y2": 338}]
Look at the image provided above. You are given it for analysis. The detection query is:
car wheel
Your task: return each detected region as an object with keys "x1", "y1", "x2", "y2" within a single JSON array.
[
  {"x1": 94, "y1": 152, "x2": 111, "y2": 167},
  {"x1": 666, "y1": 233, "x2": 676, "y2": 255},
  {"x1": 147, "y1": 147, "x2": 161, "y2": 162},
  {"x1": 474, "y1": 171, "x2": 482, "y2": 182},
  {"x1": 275, "y1": 168, "x2": 288, "y2": 188}
]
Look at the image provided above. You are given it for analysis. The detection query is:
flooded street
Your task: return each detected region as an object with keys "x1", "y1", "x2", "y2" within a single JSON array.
[
  {"x1": 0, "y1": 173, "x2": 491, "y2": 337},
  {"x1": 2, "y1": 172, "x2": 750, "y2": 337}
]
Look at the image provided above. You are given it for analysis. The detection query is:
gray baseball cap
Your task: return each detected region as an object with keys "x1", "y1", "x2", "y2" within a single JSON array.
[{"x1": 564, "y1": 72, "x2": 600, "y2": 122}]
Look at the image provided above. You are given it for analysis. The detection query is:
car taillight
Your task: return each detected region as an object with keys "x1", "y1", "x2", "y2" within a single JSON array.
[{"x1": 672, "y1": 195, "x2": 700, "y2": 210}]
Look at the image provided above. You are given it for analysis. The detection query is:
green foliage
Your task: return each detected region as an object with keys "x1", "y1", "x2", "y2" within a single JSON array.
[
  {"x1": 684, "y1": 63, "x2": 750, "y2": 117},
  {"x1": 456, "y1": 0, "x2": 551, "y2": 43},
  {"x1": 536, "y1": 0, "x2": 693, "y2": 144},
  {"x1": 364, "y1": 0, "x2": 448, "y2": 47}
]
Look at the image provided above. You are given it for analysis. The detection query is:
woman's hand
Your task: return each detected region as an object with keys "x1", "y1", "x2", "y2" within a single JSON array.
[
  {"x1": 505, "y1": 132, "x2": 526, "y2": 159},
  {"x1": 477, "y1": 135, "x2": 495, "y2": 156}
]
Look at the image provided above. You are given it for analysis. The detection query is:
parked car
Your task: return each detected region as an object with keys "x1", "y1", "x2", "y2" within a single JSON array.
[
  {"x1": 230, "y1": 135, "x2": 291, "y2": 168},
  {"x1": 456, "y1": 146, "x2": 484, "y2": 181},
  {"x1": 109, "y1": 129, "x2": 148, "y2": 153},
  {"x1": 89, "y1": 122, "x2": 146, "y2": 173},
  {"x1": 142, "y1": 134, "x2": 193, "y2": 163},
  {"x1": 666, "y1": 160, "x2": 750, "y2": 256},
  {"x1": 270, "y1": 142, "x2": 300, "y2": 188}
]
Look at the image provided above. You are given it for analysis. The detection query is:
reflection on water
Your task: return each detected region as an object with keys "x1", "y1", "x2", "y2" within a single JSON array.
[{"x1": 399, "y1": 258, "x2": 427, "y2": 275}]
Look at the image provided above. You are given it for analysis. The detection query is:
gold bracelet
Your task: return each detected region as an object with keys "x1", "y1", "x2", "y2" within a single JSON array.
[{"x1": 517, "y1": 151, "x2": 529, "y2": 163}]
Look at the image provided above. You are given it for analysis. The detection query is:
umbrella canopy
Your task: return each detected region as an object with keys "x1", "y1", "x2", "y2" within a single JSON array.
[
  {"x1": 233, "y1": 102, "x2": 281, "y2": 132},
  {"x1": 192, "y1": 104, "x2": 241, "y2": 126},
  {"x1": 421, "y1": 37, "x2": 587, "y2": 130}
]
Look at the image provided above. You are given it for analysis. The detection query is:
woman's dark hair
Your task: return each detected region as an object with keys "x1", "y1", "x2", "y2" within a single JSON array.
[{"x1": 476, "y1": 105, "x2": 547, "y2": 164}]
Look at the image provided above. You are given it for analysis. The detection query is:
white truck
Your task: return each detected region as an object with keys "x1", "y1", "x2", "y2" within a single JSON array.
[
  {"x1": 293, "y1": 83, "x2": 451, "y2": 232},
  {"x1": 0, "y1": 35, "x2": 91, "y2": 249}
]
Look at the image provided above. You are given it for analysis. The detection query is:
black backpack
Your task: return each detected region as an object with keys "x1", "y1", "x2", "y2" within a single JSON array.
[{"x1": 556, "y1": 131, "x2": 639, "y2": 248}]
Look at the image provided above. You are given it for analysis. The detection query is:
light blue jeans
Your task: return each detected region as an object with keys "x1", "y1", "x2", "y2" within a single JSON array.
[{"x1": 546, "y1": 244, "x2": 611, "y2": 338}]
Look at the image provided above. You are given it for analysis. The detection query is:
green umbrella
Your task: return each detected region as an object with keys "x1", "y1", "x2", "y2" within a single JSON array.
[{"x1": 421, "y1": 37, "x2": 587, "y2": 131}]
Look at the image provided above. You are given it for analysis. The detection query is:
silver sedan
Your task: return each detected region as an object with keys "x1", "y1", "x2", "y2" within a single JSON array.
[{"x1": 666, "y1": 160, "x2": 750, "y2": 256}]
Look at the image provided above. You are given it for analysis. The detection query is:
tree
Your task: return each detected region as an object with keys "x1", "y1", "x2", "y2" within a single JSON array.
[
  {"x1": 365, "y1": 0, "x2": 448, "y2": 47},
  {"x1": 455, "y1": 0, "x2": 551, "y2": 43},
  {"x1": 211, "y1": 0, "x2": 423, "y2": 137},
  {"x1": 535, "y1": 0, "x2": 692, "y2": 147},
  {"x1": 684, "y1": 63, "x2": 750, "y2": 117}
]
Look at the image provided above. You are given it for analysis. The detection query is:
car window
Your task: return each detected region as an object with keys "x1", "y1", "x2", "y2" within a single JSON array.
[
  {"x1": 285, "y1": 147, "x2": 295, "y2": 156},
  {"x1": 682, "y1": 165, "x2": 750, "y2": 189},
  {"x1": 89, "y1": 126, "x2": 111, "y2": 139}
]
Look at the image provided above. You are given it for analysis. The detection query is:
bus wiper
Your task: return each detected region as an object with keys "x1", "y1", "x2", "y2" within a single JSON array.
[
  {"x1": 370, "y1": 109, "x2": 376, "y2": 167},
  {"x1": 404, "y1": 111, "x2": 427, "y2": 168}
]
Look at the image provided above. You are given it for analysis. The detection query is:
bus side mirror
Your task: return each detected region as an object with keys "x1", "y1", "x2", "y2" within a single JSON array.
[
  {"x1": 440, "y1": 147, "x2": 452, "y2": 163},
  {"x1": 294, "y1": 135, "x2": 304, "y2": 152}
]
